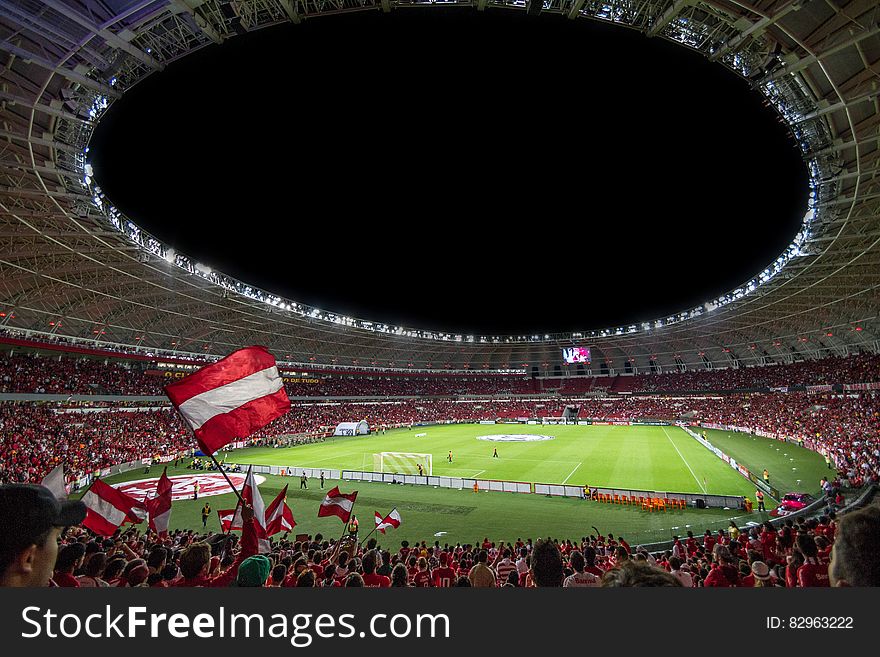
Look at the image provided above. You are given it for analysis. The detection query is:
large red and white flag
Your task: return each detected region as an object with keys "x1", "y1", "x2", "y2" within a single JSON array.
[
  {"x1": 82, "y1": 479, "x2": 147, "y2": 537},
  {"x1": 232, "y1": 466, "x2": 270, "y2": 552},
  {"x1": 375, "y1": 508, "x2": 402, "y2": 534},
  {"x1": 317, "y1": 486, "x2": 358, "y2": 523},
  {"x1": 40, "y1": 464, "x2": 67, "y2": 500},
  {"x1": 164, "y1": 346, "x2": 290, "y2": 455},
  {"x1": 144, "y1": 468, "x2": 173, "y2": 538},
  {"x1": 265, "y1": 485, "x2": 296, "y2": 535}
]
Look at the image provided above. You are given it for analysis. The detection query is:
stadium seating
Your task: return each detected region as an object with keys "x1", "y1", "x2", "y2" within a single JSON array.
[{"x1": 2, "y1": 350, "x2": 879, "y2": 398}]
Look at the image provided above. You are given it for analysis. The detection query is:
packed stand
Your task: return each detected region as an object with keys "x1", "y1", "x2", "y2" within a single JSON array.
[
  {"x1": 631, "y1": 353, "x2": 880, "y2": 392},
  {"x1": 0, "y1": 353, "x2": 165, "y2": 395}
]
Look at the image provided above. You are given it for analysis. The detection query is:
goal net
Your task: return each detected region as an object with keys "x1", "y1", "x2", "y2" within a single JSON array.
[
  {"x1": 372, "y1": 452, "x2": 433, "y2": 476},
  {"x1": 542, "y1": 417, "x2": 569, "y2": 425}
]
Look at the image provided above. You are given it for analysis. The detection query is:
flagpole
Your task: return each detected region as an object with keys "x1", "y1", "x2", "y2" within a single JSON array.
[
  {"x1": 217, "y1": 464, "x2": 252, "y2": 563},
  {"x1": 175, "y1": 416, "x2": 246, "y2": 506},
  {"x1": 208, "y1": 449, "x2": 246, "y2": 506}
]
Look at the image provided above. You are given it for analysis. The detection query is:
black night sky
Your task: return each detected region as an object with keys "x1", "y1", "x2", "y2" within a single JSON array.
[{"x1": 88, "y1": 8, "x2": 809, "y2": 335}]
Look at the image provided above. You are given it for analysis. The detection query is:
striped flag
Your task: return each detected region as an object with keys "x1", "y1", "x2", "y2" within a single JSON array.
[
  {"x1": 218, "y1": 508, "x2": 239, "y2": 532},
  {"x1": 232, "y1": 466, "x2": 270, "y2": 552},
  {"x1": 144, "y1": 467, "x2": 173, "y2": 537},
  {"x1": 82, "y1": 479, "x2": 147, "y2": 537},
  {"x1": 375, "y1": 508, "x2": 402, "y2": 534},
  {"x1": 217, "y1": 508, "x2": 238, "y2": 532},
  {"x1": 265, "y1": 485, "x2": 296, "y2": 535},
  {"x1": 318, "y1": 486, "x2": 358, "y2": 523},
  {"x1": 164, "y1": 346, "x2": 290, "y2": 455}
]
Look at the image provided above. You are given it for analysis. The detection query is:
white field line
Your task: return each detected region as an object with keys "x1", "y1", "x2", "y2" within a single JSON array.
[
  {"x1": 662, "y1": 427, "x2": 707, "y2": 494},
  {"x1": 562, "y1": 462, "x2": 583, "y2": 485}
]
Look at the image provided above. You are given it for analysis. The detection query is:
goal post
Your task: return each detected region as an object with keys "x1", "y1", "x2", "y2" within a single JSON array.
[{"x1": 372, "y1": 452, "x2": 433, "y2": 476}]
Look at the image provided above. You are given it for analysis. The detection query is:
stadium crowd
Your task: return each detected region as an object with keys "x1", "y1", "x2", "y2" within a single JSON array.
[
  {"x1": 0, "y1": 353, "x2": 164, "y2": 395},
  {"x1": 0, "y1": 405, "x2": 191, "y2": 484},
  {"x1": 629, "y1": 353, "x2": 880, "y2": 392},
  {"x1": 2, "y1": 481, "x2": 878, "y2": 587},
  {"x1": 2, "y1": 350, "x2": 879, "y2": 398}
]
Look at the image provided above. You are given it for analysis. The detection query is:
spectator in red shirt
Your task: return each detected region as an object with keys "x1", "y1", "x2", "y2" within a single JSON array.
[
  {"x1": 361, "y1": 550, "x2": 391, "y2": 588},
  {"x1": 703, "y1": 545, "x2": 741, "y2": 587},
  {"x1": 412, "y1": 557, "x2": 432, "y2": 587},
  {"x1": 53, "y1": 542, "x2": 85, "y2": 587},
  {"x1": 703, "y1": 530, "x2": 716, "y2": 554},
  {"x1": 431, "y1": 553, "x2": 456, "y2": 587},
  {"x1": 174, "y1": 505, "x2": 257, "y2": 587},
  {"x1": 795, "y1": 534, "x2": 830, "y2": 587}
]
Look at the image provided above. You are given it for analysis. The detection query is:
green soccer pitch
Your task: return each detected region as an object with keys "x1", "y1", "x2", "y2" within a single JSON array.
[{"x1": 97, "y1": 424, "x2": 829, "y2": 545}]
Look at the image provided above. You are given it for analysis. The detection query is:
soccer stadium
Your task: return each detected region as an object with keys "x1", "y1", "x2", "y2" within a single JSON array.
[{"x1": 1, "y1": 0, "x2": 880, "y2": 594}]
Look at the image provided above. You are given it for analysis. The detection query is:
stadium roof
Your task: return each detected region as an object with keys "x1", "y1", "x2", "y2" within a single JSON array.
[{"x1": 0, "y1": 0, "x2": 878, "y2": 372}]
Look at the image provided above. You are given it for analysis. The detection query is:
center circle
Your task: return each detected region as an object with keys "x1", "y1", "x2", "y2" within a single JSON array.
[{"x1": 476, "y1": 434, "x2": 555, "y2": 442}]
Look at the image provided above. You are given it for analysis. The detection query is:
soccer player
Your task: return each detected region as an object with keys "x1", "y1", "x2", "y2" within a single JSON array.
[
  {"x1": 448, "y1": 451, "x2": 453, "y2": 463},
  {"x1": 493, "y1": 447, "x2": 498, "y2": 458}
]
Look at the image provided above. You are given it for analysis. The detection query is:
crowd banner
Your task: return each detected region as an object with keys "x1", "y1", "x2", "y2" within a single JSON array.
[{"x1": 843, "y1": 382, "x2": 880, "y2": 391}]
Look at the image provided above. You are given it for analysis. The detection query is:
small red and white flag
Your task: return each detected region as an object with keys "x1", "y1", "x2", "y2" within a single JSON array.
[
  {"x1": 40, "y1": 464, "x2": 68, "y2": 500},
  {"x1": 164, "y1": 346, "x2": 290, "y2": 455},
  {"x1": 280, "y1": 503, "x2": 296, "y2": 533},
  {"x1": 82, "y1": 479, "x2": 147, "y2": 537},
  {"x1": 232, "y1": 466, "x2": 270, "y2": 552},
  {"x1": 218, "y1": 508, "x2": 239, "y2": 532},
  {"x1": 318, "y1": 486, "x2": 358, "y2": 523},
  {"x1": 265, "y1": 485, "x2": 296, "y2": 535},
  {"x1": 375, "y1": 508, "x2": 402, "y2": 534},
  {"x1": 144, "y1": 468, "x2": 173, "y2": 538}
]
